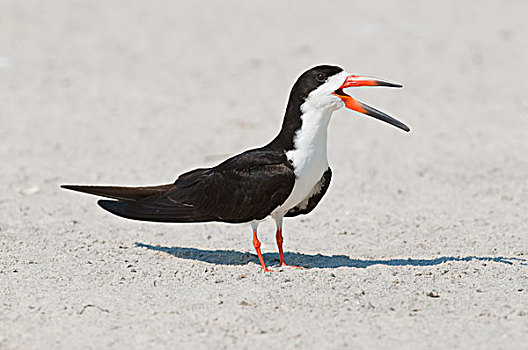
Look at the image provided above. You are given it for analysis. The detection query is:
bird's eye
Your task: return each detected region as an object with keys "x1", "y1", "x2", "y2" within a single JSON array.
[{"x1": 316, "y1": 73, "x2": 326, "y2": 82}]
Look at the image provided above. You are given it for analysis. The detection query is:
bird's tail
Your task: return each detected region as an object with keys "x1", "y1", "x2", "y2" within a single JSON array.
[
  {"x1": 60, "y1": 184, "x2": 173, "y2": 201},
  {"x1": 61, "y1": 183, "x2": 212, "y2": 223}
]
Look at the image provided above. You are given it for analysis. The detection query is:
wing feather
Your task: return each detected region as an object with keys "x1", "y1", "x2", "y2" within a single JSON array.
[{"x1": 97, "y1": 150, "x2": 295, "y2": 223}]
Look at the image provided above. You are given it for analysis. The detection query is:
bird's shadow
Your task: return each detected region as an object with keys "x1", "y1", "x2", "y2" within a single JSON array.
[{"x1": 134, "y1": 242, "x2": 526, "y2": 269}]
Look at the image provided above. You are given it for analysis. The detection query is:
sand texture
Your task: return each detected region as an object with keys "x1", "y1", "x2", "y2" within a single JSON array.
[{"x1": 1, "y1": 1, "x2": 527, "y2": 349}]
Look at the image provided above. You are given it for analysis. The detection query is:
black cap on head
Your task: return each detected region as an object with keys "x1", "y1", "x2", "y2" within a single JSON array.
[
  {"x1": 291, "y1": 65, "x2": 344, "y2": 99},
  {"x1": 270, "y1": 65, "x2": 345, "y2": 152}
]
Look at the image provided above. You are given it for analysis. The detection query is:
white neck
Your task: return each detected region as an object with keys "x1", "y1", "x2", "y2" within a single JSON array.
[
  {"x1": 275, "y1": 106, "x2": 332, "y2": 213},
  {"x1": 287, "y1": 104, "x2": 332, "y2": 176},
  {"x1": 272, "y1": 71, "x2": 348, "y2": 214}
]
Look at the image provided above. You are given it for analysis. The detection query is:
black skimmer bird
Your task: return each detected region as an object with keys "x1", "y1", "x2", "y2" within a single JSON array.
[{"x1": 62, "y1": 65, "x2": 409, "y2": 272}]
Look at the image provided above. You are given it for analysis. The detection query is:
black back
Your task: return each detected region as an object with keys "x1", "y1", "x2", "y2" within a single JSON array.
[{"x1": 98, "y1": 149, "x2": 296, "y2": 223}]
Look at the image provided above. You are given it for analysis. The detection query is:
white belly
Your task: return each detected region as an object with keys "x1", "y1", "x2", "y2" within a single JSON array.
[{"x1": 274, "y1": 152, "x2": 327, "y2": 213}]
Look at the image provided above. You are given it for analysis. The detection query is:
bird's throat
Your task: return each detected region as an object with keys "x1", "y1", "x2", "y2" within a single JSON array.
[
  {"x1": 272, "y1": 106, "x2": 331, "y2": 213},
  {"x1": 287, "y1": 106, "x2": 331, "y2": 177}
]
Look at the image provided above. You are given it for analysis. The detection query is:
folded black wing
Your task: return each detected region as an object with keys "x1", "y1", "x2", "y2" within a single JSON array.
[{"x1": 98, "y1": 149, "x2": 295, "y2": 223}]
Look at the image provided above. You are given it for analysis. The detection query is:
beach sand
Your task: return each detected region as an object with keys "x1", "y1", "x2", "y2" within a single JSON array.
[{"x1": 1, "y1": 1, "x2": 527, "y2": 348}]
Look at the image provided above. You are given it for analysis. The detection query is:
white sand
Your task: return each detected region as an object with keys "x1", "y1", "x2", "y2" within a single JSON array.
[{"x1": 1, "y1": 1, "x2": 527, "y2": 349}]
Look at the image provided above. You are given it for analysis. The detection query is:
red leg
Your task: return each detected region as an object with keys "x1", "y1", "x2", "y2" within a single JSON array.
[
  {"x1": 275, "y1": 228, "x2": 301, "y2": 269},
  {"x1": 253, "y1": 230, "x2": 273, "y2": 272}
]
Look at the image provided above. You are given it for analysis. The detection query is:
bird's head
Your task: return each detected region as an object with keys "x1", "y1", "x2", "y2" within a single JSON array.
[{"x1": 293, "y1": 65, "x2": 410, "y2": 132}]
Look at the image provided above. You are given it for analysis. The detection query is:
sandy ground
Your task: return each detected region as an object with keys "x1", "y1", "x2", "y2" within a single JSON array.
[{"x1": 1, "y1": 0, "x2": 527, "y2": 349}]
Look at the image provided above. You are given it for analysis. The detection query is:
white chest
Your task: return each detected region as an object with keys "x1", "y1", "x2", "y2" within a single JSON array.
[{"x1": 274, "y1": 107, "x2": 331, "y2": 213}]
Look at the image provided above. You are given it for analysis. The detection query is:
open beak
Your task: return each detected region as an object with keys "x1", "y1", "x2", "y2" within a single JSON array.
[{"x1": 333, "y1": 75, "x2": 410, "y2": 132}]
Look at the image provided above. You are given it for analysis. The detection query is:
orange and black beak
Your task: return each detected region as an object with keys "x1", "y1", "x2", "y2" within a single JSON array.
[{"x1": 333, "y1": 75, "x2": 410, "y2": 132}]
